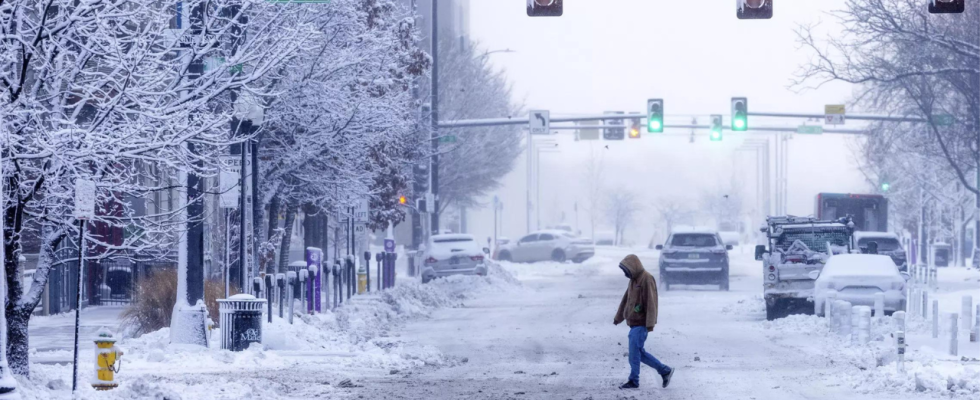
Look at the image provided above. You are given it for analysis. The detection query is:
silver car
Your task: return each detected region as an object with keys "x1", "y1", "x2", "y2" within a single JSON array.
[
  {"x1": 420, "y1": 234, "x2": 489, "y2": 284},
  {"x1": 495, "y1": 230, "x2": 595, "y2": 263}
]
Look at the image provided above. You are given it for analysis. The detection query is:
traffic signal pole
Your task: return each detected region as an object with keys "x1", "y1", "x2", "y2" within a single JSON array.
[{"x1": 430, "y1": 0, "x2": 440, "y2": 235}]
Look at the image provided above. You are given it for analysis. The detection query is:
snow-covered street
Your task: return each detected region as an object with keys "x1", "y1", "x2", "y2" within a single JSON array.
[{"x1": 21, "y1": 246, "x2": 979, "y2": 399}]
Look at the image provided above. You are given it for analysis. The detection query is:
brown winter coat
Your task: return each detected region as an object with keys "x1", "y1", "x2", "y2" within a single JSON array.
[{"x1": 613, "y1": 254, "x2": 659, "y2": 330}]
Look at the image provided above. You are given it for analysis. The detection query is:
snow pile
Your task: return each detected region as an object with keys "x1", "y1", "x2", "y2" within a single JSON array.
[{"x1": 17, "y1": 262, "x2": 521, "y2": 399}]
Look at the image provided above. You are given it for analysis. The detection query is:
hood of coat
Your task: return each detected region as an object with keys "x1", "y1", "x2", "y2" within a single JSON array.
[{"x1": 619, "y1": 254, "x2": 646, "y2": 279}]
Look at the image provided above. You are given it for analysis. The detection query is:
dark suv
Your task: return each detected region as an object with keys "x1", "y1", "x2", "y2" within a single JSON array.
[{"x1": 656, "y1": 231, "x2": 731, "y2": 291}]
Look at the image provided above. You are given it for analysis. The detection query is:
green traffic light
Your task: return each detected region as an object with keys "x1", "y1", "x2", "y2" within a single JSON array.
[
  {"x1": 733, "y1": 118, "x2": 746, "y2": 131},
  {"x1": 881, "y1": 182, "x2": 890, "y2": 192},
  {"x1": 710, "y1": 130, "x2": 722, "y2": 141},
  {"x1": 649, "y1": 119, "x2": 663, "y2": 133}
]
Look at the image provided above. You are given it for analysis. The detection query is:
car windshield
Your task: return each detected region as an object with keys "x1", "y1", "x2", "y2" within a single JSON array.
[
  {"x1": 857, "y1": 238, "x2": 901, "y2": 252},
  {"x1": 670, "y1": 234, "x2": 717, "y2": 247}
]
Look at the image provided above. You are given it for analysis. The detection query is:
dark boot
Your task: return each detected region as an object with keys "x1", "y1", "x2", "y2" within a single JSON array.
[
  {"x1": 661, "y1": 367, "x2": 674, "y2": 388},
  {"x1": 619, "y1": 380, "x2": 639, "y2": 389}
]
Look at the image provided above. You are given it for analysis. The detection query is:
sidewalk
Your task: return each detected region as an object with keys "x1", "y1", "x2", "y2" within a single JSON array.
[{"x1": 29, "y1": 306, "x2": 127, "y2": 364}]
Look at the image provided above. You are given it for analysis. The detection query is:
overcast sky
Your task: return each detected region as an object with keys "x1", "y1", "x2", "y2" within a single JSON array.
[{"x1": 459, "y1": 0, "x2": 872, "y2": 245}]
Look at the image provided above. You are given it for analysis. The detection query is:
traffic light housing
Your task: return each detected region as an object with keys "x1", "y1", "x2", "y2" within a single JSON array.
[
  {"x1": 629, "y1": 119, "x2": 641, "y2": 139},
  {"x1": 731, "y1": 97, "x2": 748, "y2": 131},
  {"x1": 710, "y1": 115, "x2": 723, "y2": 142},
  {"x1": 527, "y1": 0, "x2": 563, "y2": 17},
  {"x1": 647, "y1": 99, "x2": 664, "y2": 133}
]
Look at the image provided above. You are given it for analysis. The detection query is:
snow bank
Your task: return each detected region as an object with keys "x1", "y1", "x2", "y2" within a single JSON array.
[{"x1": 18, "y1": 262, "x2": 521, "y2": 399}]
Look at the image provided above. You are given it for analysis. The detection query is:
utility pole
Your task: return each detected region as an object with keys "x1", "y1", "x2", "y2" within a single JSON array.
[{"x1": 430, "y1": 0, "x2": 440, "y2": 235}]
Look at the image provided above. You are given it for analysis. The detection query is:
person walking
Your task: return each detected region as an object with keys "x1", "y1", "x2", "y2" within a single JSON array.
[{"x1": 613, "y1": 254, "x2": 673, "y2": 389}]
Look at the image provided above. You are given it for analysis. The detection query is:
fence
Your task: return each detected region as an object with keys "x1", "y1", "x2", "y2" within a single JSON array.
[{"x1": 42, "y1": 250, "x2": 176, "y2": 314}]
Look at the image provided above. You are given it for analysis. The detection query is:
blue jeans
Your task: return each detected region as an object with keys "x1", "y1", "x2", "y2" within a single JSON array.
[{"x1": 628, "y1": 326, "x2": 670, "y2": 383}]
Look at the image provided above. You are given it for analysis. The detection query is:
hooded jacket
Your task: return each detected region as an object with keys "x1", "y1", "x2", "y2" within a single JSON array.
[{"x1": 613, "y1": 254, "x2": 659, "y2": 329}]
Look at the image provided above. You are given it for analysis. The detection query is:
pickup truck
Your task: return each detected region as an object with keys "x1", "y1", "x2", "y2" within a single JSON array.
[{"x1": 755, "y1": 216, "x2": 855, "y2": 320}]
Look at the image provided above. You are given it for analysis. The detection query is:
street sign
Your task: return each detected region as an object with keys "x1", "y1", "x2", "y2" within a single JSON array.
[
  {"x1": 425, "y1": 193, "x2": 435, "y2": 213},
  {"x1": 529, "y1": 110, "x2": 550, "y2": 135},
  {"x1": 219, "y1": 155, "x2": 240, "y2": 208},
  {"x1": 931, "y1": 114, "x2": 954, "y2": 126},
  {"x1": 797, "y1": 125, "x2": 824, "y2": 134},
  {"x1": 825, "y1": 104, "x2": 845, "y2": 125},
  {"x1": 575, "y1": 120, "x2": 600, "y2": 141},
  {"x1": 74, "y1": 180, "x2": 96, "y2": 220},
  {"x1": 439, "y1": 135, "x2": 457, "y2": 143},
  {"x1": 603, "y1": 111, "x2": 625, "y2": 140},
  {"x1": 354, "y1": 199, "x2": 370, "y2": 223}
]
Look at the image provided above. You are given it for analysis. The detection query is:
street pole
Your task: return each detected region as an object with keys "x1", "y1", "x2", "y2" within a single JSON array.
[
  {"x1": 536, "y1": 148, "x2": 541, "y2": 230},
  {"x1": 526, "y1": 129, "x2": 532, "y2": 235},
  {"x1": 430, "y1": 0, "x2": 440, "y2": 235},
  {"x1": 70, "y1": 220, "x2": 84, "y2": 394}
]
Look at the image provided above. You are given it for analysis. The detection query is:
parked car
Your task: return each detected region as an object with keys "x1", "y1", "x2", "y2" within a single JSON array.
[
  {"x1": 420, "y1": 234, "x2": 488, "y2": 284},
  {"x1": 495, "y1": 230, "x2": 594, "y2": 263},
  {"x1": 853, "y1": 231, "x2": 907, "y2": 272},
  {"x1": 812, "y1": 254, "x2": 909, "y2": 317},
  {"x1": 656, "y1": 229, "x2": 731, "y2": 291}
]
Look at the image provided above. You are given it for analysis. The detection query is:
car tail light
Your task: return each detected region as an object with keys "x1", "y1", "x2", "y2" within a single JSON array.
[
  {"x1": 471, "y1": 255, "x2": 484, "y2": 262},
  {"x1": 425, "y1": 257, "x2": 438, "y2": 264}
]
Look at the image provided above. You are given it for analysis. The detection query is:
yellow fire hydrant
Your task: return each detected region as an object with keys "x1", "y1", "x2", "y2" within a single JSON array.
[
  {"x1": 93, "y1": 328, "x2": 122, "y2": 391},
  {"x1": 357, "y1": 264, "x2": 367, "y2": 294}
]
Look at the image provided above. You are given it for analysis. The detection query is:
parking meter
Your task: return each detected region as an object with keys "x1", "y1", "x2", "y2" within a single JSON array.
[
  {"x1": 276, "y1": 273, "x2": 285, "y2": 318},
  {"x1": 286, "y1": 271, "x2": 297, "y2": 324},
  {"x1": 252, "y1": 277, "x2": 262, "y2": 297},
  {"x1": 364, "y1": 251, "x2": 372, "y2": 292}
]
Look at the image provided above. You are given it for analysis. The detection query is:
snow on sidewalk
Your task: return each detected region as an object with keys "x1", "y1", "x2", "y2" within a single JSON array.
[{"x1": 15, "y1": 261, "x2": 520, "y2": 399}]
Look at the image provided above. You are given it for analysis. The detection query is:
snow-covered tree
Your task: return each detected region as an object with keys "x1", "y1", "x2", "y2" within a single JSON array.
[
  {"x1": 0, "y1": 0, "x2": 312, "y2": 375},
  {"x1": 605, "y1": 189, "x2": 640, "y2": 246}
]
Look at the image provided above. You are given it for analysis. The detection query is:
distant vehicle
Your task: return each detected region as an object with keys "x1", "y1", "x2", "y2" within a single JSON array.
[
  {"x1": 812, "y1": 254, "x2": 909, "y2": 317},
  {"x1": 594, "y1": 230, "x2": 615, "y2": 246},
  {"x1": 756, "y1": 216, "x2": 855, "y2": 320},
  {"x1": 420, "y1": 234, "x2": 488, "y2": 284},
  {"x1": 718, "y1": 231, "x2": 740, "y2": 247},
  {"x1": 815, "y1": 193, "x2": 888, "y2": 232},
  {"x1": 853, "y1": 231, "x2": 907, "y2": 272},
  {"x1": 656, "y1": 229, "x2": 731, "y2": 291},
  {"x1": 495, "y1": 230, "x2": 594, "y2": 263}
]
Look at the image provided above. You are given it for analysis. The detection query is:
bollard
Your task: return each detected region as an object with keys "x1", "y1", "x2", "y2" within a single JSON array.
[
  {"x1": 857, "y1": 306, "x2": 871, "y2": 345},
  {"x1": 265, "y1": 274, "x2": 273, "y2": 323},
  {"x1": 299, "y1": 269, "x2": 308, "y2": 314},
  {"x1": 307, "y1": 265, "x2": 317, "y2": 314},
  {"x1": 922, "y1": 291, "x2": 928, "y2": 319},
  {"x1": 949, "y1": 314, "x2": 958, "y2": 356},
  {"x1": 277, "y1": 273, "x2": 285, "y2": 319},
  {"x1": 851, "y1": 305, "x2": 861, "y2": 345},
  {"x1": 894, "y1": 310, "x2": 906, "y2": 330},
  {"x1": 932, "y1": 300, "x2": 939, "y2": 339},
  {"x1": 92, "y1": 328, "x2": 122, "y2": 390},
  {"x1": 896, "y1": 330, "x2": 906, "y2": 374},
  {"x1": 874, "y1": 293, "x2": 885, "y2": 318},
  {"x1": 962, "y1": 296, "x2": 973, "y2": 335},
  {"x1": 286, "y1": 271, "x2": 296, "y2": 324}
]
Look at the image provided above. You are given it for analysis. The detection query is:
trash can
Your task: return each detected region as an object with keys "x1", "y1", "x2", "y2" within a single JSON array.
[{"x1": 217, "y1": 294, "x2": 267, "y2": 351}]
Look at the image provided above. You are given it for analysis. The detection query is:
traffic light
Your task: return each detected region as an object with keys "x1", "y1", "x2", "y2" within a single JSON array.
[
  {"x1": 398, "y1": 195, "x2": 407, "y2": 205},
  {"x1": 710, "y1": 115, "x2": 723, "y2": 142},
  {"x1": 647, "y1": 99, "x2": 664, "y2": 133},
  {"x1": 629, "y1": 119, "x2": 641, "y2": 139},
  {"x1": 880, "y1": 182, "x2": 890, "y2": 192},
  {"x1": 731, "y1": 97, "x2": 748, "y2": 131},
  {"x1": 527, "y1": 0, "x2": 563, "y2": 17},
  {"x1": 929, "y1": 0, "x2": 964, "y2": 14}
]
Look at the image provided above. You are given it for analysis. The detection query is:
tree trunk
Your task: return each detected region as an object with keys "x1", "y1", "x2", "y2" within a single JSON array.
[
  {"x1": 278, "y1": 203, "x2": 298, "y2": 273},
  {"x1": 267, "y1": 194, "x2": 281, "y2": 243},
  {"x1": 5, "y1": 306, "x2": 31, "y2": 376}
]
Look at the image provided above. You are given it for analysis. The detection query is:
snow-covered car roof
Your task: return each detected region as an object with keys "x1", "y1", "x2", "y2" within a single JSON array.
[
  {"x1": 431, "y1": 233, "x2": 476, "y2": 242},
  {"x1": 532, "y1": 229, "x2": 574, "y2": 236},
  {"x1": 670, "y1": 226, "x2": 719, "y2": 235},
  {"x1": 852, "y1": 231, "x2": 899, "y2": 241},
  {"x1": 779, "y1": 222, "x2": 847, "y2": 230},
  {"x1": 822, "y1": 254, "x2": 901, "y2": 277}
]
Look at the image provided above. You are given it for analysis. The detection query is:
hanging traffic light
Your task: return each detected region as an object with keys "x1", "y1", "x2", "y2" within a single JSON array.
[
  {"x1": 731, "y1": 97, "x2": 748, "y2": 131},
  {"x1": 710, "y1": 115, "x2": 723, "y2": 142},
  {"x1": 647, "y1": 99, "x2": 663, "y2": 133},
  {"x1": 527, "y1": 0, "x2": 563, "y2": 17},
  {"x1": 398, "y1": 195, "x2": 407, "y2": 205},
  {"x1": 629, "y1": 121, "x2": 641, "y2": 139},
  {"x1": 880, "y1": 182, "x2": 890, "y2": 192}
]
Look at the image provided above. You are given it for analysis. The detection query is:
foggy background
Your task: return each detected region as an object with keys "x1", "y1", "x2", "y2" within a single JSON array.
[{"x1": 461, "y1": 0, "x2": 871, "y2": 246}]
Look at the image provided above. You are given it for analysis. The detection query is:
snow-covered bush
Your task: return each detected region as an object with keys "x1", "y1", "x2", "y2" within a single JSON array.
[{"x1": 122, "y1": 270, "x2": 230, "y2": 337}]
